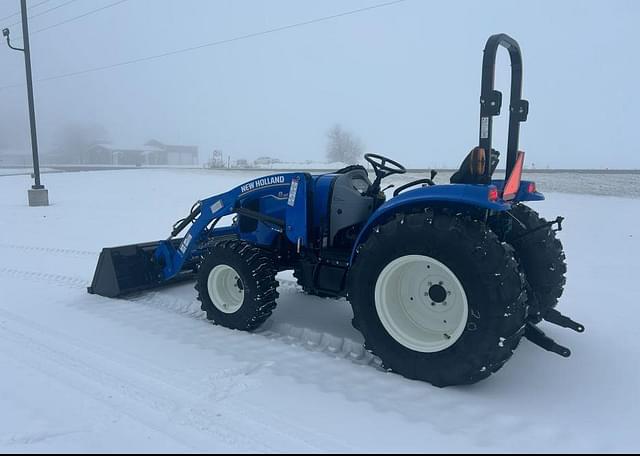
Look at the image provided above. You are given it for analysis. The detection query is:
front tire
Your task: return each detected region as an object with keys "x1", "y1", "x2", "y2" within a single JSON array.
[
  {"x1": 196, "y1": 240, "x2": 279, "y2": 331},
  {"x1": 348, "y1": 211, "x2": 527, "y2": 387}
]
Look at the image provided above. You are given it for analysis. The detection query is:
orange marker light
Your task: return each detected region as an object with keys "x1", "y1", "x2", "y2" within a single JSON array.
[{"x1": 503, "y1": 151, "x2": 525, "y2": 201}]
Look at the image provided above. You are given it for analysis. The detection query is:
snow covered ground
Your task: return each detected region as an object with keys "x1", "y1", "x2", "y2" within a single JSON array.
[{"x1": 1, "y1": 168, "x2": 639, "y2": 452}]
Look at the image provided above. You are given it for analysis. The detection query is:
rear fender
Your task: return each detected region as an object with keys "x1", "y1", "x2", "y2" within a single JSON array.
[
  {"x1": 349, "y1": 184, "x2": 511, "y2": 264},
  {"x1": 492, "y1": 179, "x2": 545, "y2": 202}
]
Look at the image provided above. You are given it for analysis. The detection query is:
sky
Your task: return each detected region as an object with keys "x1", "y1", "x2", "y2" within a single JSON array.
[{"x1": 0, "y1": 0, "x2": 638, "y2": 169}]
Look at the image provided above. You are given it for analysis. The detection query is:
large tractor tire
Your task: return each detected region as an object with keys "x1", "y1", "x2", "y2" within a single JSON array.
[
  {"x1": 196, "y1": 240, "x2": 279, "y2": 331},
  {"x1": 506, "y1": 204, "x2": 567, "y2": 323},
  {"x1": 348, "y1": 211, "x2": 528, "y2": 387}
]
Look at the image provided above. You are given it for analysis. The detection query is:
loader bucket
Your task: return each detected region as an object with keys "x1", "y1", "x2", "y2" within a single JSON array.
[{"x1": 88, "y1": 239, "x2": 197, "y2": 298}]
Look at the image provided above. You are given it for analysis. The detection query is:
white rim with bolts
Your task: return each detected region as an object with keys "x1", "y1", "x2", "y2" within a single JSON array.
[
  {"x1": 208, "y1": 264, "x2": 245, "y2": 314},
  {"x1": 374, "y1": 255, "x2": 469, "y2": 353}
]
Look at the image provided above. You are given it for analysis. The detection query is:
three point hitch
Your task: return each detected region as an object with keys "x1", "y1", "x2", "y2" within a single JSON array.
[{"x1": 525, "y1": 309, "x2": 585, "y2": 357}]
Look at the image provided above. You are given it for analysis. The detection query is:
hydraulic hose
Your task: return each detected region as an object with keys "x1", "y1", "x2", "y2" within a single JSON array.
[{"x1": 171, "y1": 202, "x2": 201, "y2": 238}]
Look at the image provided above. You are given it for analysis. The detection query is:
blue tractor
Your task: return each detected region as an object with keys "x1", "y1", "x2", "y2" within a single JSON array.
[{"x1": 89, "y1": 34, "x2": 583, "y2": 387}]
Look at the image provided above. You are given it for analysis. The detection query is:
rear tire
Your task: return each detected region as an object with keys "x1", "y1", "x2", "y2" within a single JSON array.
[
  {"x1": 506, "y1": 204, "x2": 567, "y2": 322},
  {"x1": 348, "y1": 211, "x2": 527, "y2": 387},
  {"x1": 196, "y1": 240, "x2": 279, "y2": 331}
]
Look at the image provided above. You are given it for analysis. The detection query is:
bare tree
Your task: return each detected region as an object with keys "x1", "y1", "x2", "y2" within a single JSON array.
[{"x1": 326, "y1": 124, "x2": 364, "y2": 164}]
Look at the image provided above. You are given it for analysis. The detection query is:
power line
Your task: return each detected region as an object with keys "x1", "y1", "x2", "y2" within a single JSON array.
[
  {"x1": 5, "y1": 0, "x2": 81, "y2": 28},
  {"x1": 12, "y1": 0, "x2": 129, "y2": 40},
  {"x1": 0, "y1": 0, "x2": 53, "y2": 24},
  {"x1": 0, "y1": 0, "x2": 409, "y2": 90}
]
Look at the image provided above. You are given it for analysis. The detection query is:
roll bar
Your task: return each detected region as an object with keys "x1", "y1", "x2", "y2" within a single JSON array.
[{"x1": 479, "y1": 34, "x2": 529, "y2": 179}]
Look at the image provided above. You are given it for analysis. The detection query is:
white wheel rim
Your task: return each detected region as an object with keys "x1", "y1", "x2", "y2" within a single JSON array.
[
  {"x1": 207, "y1": 264, "x2": 245, "y2": 314},
  {"x1": 375, "y1": 255, "x2": 469, "y2": 353}
]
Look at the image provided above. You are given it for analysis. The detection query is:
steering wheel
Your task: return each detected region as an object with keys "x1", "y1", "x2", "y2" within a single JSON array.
[
  {"x1": 364, "y1": 153, "x2": 406, "y2": 196},
  {"x1": 364, "y1": 153, "x2": 407, "y2": 178}
]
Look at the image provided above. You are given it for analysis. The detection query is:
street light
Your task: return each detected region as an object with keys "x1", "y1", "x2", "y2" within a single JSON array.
[{"x1": 2, "y1": 0, "x2": 49, "y2": 207}]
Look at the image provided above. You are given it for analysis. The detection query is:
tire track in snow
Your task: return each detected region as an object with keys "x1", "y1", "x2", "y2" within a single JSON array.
[
  {"x1": 0, "y1": 267, "x2": 89, "y2": 289},
  {"x1": 0, "y1": 264, "x2": 523, "y2": 432},
  {"x1": 0, "y1": 264, "x2": 380, "y2": 370},
  {"x1": 0, "y1": 321, "x2": 267, "y2": 451},
  {"x1": 125, "y1": 287, "x2": 382, "y2": 369},
  {"x1": 0, "y1": 251, "x2": 554, "y2": 445},
  {"x1": 0, "y1": 307, "x2": 348, "y2": 452},
  {"x1": 0, "y1": 243, "x2": 98, "y2": 257},
  {"x1": 258, "y1": 322, "x2": 381, "y2": 368},
  {"x1": 0, "y1": 265, "x2": 419, "y2": 421},
  {"x1": 0, "y1": 265, "x2": 388, "y2": 443}
]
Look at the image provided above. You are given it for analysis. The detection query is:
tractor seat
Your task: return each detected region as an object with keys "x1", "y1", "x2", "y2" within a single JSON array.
[{"x1": 450, "y1": 147, "x2": 500, "y2": 184}]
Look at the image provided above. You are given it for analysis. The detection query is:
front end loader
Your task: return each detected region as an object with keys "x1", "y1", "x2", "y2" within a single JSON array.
[{"x1": 89, "y1": 34, "x2": 584, "y2": 387}]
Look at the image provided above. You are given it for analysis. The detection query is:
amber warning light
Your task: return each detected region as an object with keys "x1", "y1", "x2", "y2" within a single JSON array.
[{"x1": 502, "y1": 151, "x2": 525, "y2": 201}]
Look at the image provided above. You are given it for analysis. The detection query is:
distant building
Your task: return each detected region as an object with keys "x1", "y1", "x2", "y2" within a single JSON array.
[
  {"x1": 145, "y1": 140, "x2": 199, "y2": 165},
  {"x1": 254, "y1": 156, "x2": 281, "y2": 166},
  {"x1": 83, "y1": 144, "x2": 157, "y2": 165},
  {"x1": 84, "y1": 140, "x2": 199, "y2": 166}
]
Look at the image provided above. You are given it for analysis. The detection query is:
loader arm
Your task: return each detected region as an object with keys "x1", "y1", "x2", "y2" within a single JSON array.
[
  {"x1": 89, "y1": 173, "x2": 309, "y2": 297},
  {"x1": 153, "y1": 173, "x2": 310, "y2": 281},
  {"x1": 153, "y1": 192, "x2": 237, "y2": 280}
]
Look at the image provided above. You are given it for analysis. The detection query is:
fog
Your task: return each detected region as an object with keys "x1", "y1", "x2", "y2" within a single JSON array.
[{"x1": 0, "y1": 0, "x2": 638, "y2": 168}]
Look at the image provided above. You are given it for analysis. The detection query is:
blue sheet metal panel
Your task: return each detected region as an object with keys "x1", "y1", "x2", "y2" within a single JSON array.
[
  {"x1": 240, "y1": 194, "x2": 289, "y2": 247},
  {"x1": 239, "y1": 228, "x2": 277, "y2": 247},
  {"x1": 349, "y1": 184, "x2": 511, "y2": 264},
  {"x1": 311, "y1": 174, "x2": 337, "y2": 232},
  {"x1": 284, "y1": 174, "x2": 311, "y2": 247}
]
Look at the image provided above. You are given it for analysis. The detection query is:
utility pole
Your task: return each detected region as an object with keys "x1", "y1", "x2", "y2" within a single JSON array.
[{"x1": 3, "y1": 0, "x2": 48, "y2": 206}]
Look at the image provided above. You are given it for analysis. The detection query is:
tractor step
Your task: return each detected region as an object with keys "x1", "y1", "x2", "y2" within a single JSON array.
[
  {"x1": 543, "y1": 309, "x2": 585, "y2": 333},
  {"x1": 524, "y1": 323, "x2": 571, "y2": 358}
]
